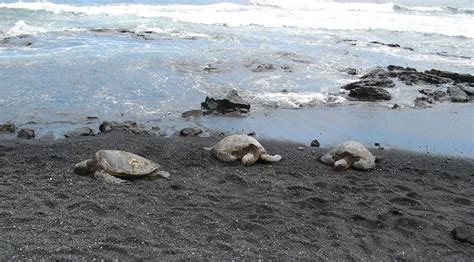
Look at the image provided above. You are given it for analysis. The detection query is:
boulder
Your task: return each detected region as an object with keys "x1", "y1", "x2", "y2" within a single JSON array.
[
  {"x1": 387, "y1": 66, "x2": 450, "y2": 85},
  {"x1": 64, "y1": 127, "x2": 95, "y2": 138},
  {"x1": 201, "y1": 89, "x2": 250, "y2": 115},
  {"x1": 349, "y1": 87, "x2": 391, "y2": 101},
  {"x1": 448, "y1": 86, "x2": 470, "y2": 102},
  {"x1": 17, "y1": 128, "x2": 35, "y2": 139},
  {"x1": 360, "y1": 68, "x2": 390, "y2": 79},
  {"x1": 0, "y1": 122, "x2": 15, "y2": 133},
  {"x1": 179, "y1": 127, "x2": 202, "y2": 137}
]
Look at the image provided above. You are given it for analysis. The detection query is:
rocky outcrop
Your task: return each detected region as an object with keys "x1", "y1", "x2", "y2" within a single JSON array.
[
  {"x1": 342, "y1": 78, "x2": 395, "y2": 90},
  {"x1": 201, "y1": 89, "x2": 250, "y2": 115},
  {"x1": 425, "y1": 69, "x2": 474, "y2": 84},
  {"x1": 387, "y1": 66, "x2": 450, "y2": 85}
]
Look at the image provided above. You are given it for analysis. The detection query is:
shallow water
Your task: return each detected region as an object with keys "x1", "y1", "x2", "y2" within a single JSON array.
[{"x1": 1, "y1": 0, "x2": 473, "y2": 156}]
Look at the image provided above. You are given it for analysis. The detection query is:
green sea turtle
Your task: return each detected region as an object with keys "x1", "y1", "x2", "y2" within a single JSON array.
[
  {"x1": 321, "y1": 141, "x2": 376, "y2": 171},
  {"x1": 205, "y1": 134, "x2": 282, "y2": 166},
  {"x1": 74, "y1": 150, "x2": 171, "y2": 184}
]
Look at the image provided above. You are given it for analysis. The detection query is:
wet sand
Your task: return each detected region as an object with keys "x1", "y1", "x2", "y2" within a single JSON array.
[{"x1": 1, "y1": 131, "x2": 473, "y2": 260}]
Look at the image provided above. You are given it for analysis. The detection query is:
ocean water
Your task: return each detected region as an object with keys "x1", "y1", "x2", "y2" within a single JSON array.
[{"x1": 1, "y1": 0, "x2": 473, "y2": 156}]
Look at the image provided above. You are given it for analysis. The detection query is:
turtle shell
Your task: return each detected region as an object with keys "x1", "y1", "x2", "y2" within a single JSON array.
[
  {"x1": 212, "y1": 134, "x2": 265, "y2": 153},
  {"x1": 95, "y1": 150, "x2": 160, "y2": 177},
  {"x1": 328, "y1": 141, "x2": 374, "y2": 161}
]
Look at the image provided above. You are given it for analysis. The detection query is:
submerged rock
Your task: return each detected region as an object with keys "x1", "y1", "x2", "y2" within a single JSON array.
[
  {"x1": 251, "y1": 63, "x2": 275, "y2": 73},
  {"x1": 448, "y1": 86, "x2": 470, "y2": 103},
  {"x1": 459, "y1": 85, "x2": 474, "y2": 96},
  {"x1": 182, "y1": 110, "x2": 203, "y2": 118},
  {"x1": 65, "y1": 127, "x2": 95, "y2": 138},
  {"x1": 0, "y1": 122, "x2": 16, "y2": 133},
  {"x1": 17, "y1": 128, "x2": 35, "y2": 139},
  {"x1": 349, "y1": 87, "x2": 391, "y2": 101},
  {"x1": 201, "y1": 89, "x2": 250, "y2": 115}
]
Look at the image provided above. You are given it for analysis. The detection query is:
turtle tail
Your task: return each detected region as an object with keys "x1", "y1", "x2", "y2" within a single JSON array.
[{"x1": 260, "y1": 154, "x2": 282, "y2": 163}]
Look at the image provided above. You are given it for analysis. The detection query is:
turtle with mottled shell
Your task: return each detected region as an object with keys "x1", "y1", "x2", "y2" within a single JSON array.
[
  {"x1": 205, "y1": 134, "x2": 282, "y2": 166},
  {"x1": 321, "y1": 141, "x2": 376, "y2": 171},
  {"x1": 74, "y1": 150, "x2": 171, "y2": 184}
]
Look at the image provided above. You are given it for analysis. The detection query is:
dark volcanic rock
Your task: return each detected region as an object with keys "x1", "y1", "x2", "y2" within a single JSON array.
[
  {"x1": 310, "y1": 140, "x2": 320, "y2": 147},
  {"x1": 180, "y1": 127, "x2": 202, "y2": 137},
  {"x1": 99, "y1": 121, "x2": 138, "y2": 133},
  {"x1": 448, "y1": 86, "x2": 470, "y2": 102},
  {"x1": 452, "y1": 226, "x2": 474, "y2": 245},
  {"x1": 17, "y1": 128, "x2": 35, "y2": 139},
  {"x1": 360, "y1": 68, "x2": 390, "y2": 79},
  {"x1": 349, "y1": 87, "x2": 391, "y2": 101},
  {"x1": 0, "y1": 122, "x2": 16, "y2": 133},
  {"x1": 370, "y1": 41, "x2": 400, "y2": 48},
  {"x1": 251, "y1": 63, "x2": 275, "y2": 73},
  {"x1": 425, "y1": 69, "x2": 474, "y2": 84},
  {"x1": 201, "y1": 89, "x2": 250, "y2": 115},
  {"x1": 387, "y1": 66, "x2": 450, "y2": 85},
  {"x1": 341, "y1": 68, "x2": 359, "y2": 75},
  {"x1": 342, "y1": 78, "x2": 395, "y2": 90},
  {"x1": 65, "y1": 127, "x2": 95, "y2": 138}
]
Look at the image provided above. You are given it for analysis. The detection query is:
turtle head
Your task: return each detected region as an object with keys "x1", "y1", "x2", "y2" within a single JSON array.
[
  {"x1": 74, "y1": 159, "x2": 97, "y2": 175},
  {"x1": 241, "y1": 144, "x2": 260, "y2": 166},
  {"x1": 334, "y1": 155, "x2": 355, "y2": 171}
]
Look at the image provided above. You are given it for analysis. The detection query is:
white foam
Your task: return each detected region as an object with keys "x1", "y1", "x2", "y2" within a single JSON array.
[
  {"x1": 249, "y1": 92, "x2": 346, "y2": 108},
  {"x1": 1, "y1": 2, "x2": 473, "y2": 38},
  {"x1": 3, "y1": 20, "x2": 46, "y2": 37}
]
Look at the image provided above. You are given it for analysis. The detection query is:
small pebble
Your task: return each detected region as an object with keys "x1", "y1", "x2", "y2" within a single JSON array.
[{"x1": 297, "y1": 147, "x2": 304, "y2": 151}]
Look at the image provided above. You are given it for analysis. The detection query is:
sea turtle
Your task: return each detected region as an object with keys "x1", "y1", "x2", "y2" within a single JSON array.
[
  {"x1": 320, "y1": 141, "x2": 376, "y2": 171},
  {"x1": 205, "y1": 134, "x2": 282, "y2": 166},
  {"x1": 74, "y1": 150, "x2": 171, "y2": 184}
]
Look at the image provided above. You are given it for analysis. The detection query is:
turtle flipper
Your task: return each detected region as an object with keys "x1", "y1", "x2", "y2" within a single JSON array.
[
  {"x1": 260, "y1": 154, "x2": 282, "y2": 163},
  {"x1": 74, "y1": 159, "x2": 96, "y2": 175},
  {"x1": 352, "y1": 157, "x2": 375, "y2": 171},
  {"x1": 150, "y1": 170, "x2": 171, "y2": 179},
  {"x1": 242, "y1": 152, "x2": 258, "y2": 166},
  {"x1": 334, "y1": 158, "x2": 351, "y2": 171},
  {"x1": 94, "y1": 170, "x2": 128, "y2": 185}
]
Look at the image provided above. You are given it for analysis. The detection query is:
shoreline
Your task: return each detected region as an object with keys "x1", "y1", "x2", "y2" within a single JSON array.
[
  {"x1": 1, "y1": 131, "x2": 473, "y2": 260},
  {"x1": 2, "y1": 103, "x2": 473, "y2": 158}
]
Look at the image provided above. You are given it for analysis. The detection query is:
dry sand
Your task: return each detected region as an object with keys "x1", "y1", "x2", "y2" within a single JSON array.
[{"x1": 1, "y1": 131, "x2": 473, "y2": 260}]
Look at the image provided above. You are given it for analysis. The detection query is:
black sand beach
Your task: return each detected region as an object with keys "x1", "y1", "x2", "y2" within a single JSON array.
[{"x1": 1, "y1": 130, "x2": 473, "y2": 260}]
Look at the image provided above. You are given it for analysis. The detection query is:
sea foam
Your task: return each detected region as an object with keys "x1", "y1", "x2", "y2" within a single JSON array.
[{"x1": 1, "y1": 1, "x2": 473, "y2": 38}]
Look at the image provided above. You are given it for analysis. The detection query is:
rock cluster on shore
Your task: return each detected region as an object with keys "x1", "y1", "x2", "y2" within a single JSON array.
[{"x1": 342, "y1": 65, "x2": 474, "y2": 106}]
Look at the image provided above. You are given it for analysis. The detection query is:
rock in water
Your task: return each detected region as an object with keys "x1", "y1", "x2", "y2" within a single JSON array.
[
  {"x1": 349, "y1": 87, "x2": 391, "y2": 101},
  {"x1": 17, "y1": 128, "x2": 35, "y2": 139},
  {"x1": 0, "y1": 122, "x2": 16, "y2": 133},
  {"x1": 448, "y1": 86, "x2": 470, "y2": 102},
  {"x1": 451, "y1": 225, "x2": 474, "y2": 245},
  {"x1": 180, "y1": 127, "x2": 202, "y2": 137},
  {"x1": 64, "y1": 127, "x2": 95, "y2": 138},
  {"x1": 459, "y1": 85, "x2": 474, "y2": 96},
  {"x1": 182, "y1": 110, "x2": 203, "y2": 118},
  {"x1": 201, "y1": 89, "x2": 250, "y2": 115}
]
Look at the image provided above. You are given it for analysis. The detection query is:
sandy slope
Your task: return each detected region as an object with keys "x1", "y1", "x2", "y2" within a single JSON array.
[{"x1": 1, "y1": 131, "x2": 473, "y2": 260}]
